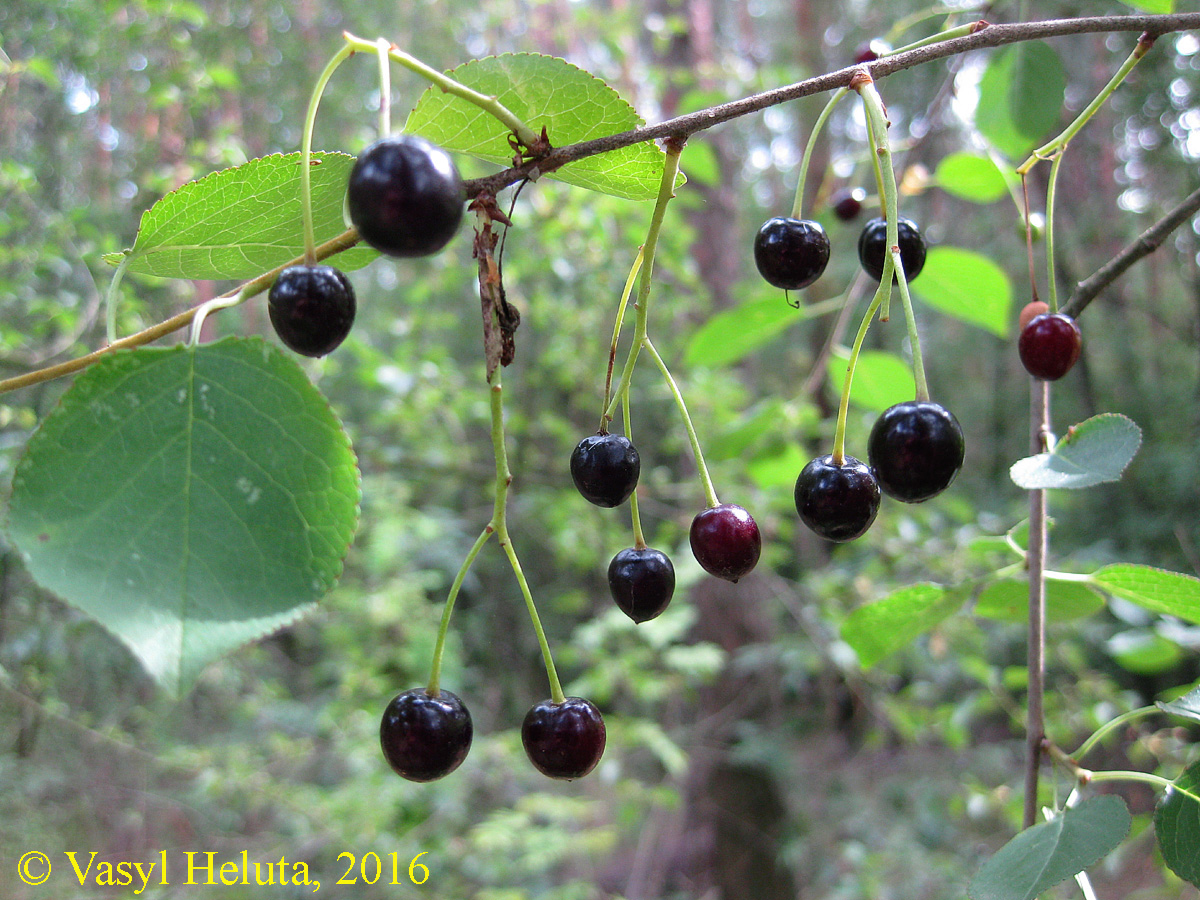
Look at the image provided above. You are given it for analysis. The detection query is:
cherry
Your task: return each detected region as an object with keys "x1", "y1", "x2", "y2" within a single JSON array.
[
  {"x1": 857, "y1": 216, "x2": 927, "y2": 283},
  {"x1": 689, "y1": 503, "x2": 761, "y2": 583},
  {"x1": 379, "y1": 688, "x2": 473, "y2": 782},
  {"x1": 267, "y1": 264, "x2": 356, "y2": 357},
  {"x1": 346, "y1": 134, "x2": 464, "y2": 258},
  {"x1": 867, "y1": 400, "x2": 965, "y2": 503},
  {"x1": 1018, "y1": 312, "x2": 1082, "y2": 381},
  {"x1": 570, "y1": 432, "x2": 640, "y2": 508},
  {"x1": 1018, "y1": 300, "x2": 1050, "y2": 333},
  {"x1": 794, "y1": 454, "x2": 881, "y2": 542},
  {"x1": 753, "y1": 216, "x2": 831, "y2": 291},
  {"x1": 521, "y1": 696, "x2": 606, "y2": 780},
  {"x1": 830, "y1": 187, "x2": 866, "y2": 222},
  {"x1": 607, "y1": 547, "x2": 675, "y2": 623}
]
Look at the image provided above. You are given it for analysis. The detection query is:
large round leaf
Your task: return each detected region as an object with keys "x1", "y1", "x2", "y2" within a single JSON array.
[{"x1": 7, "y1": 337, "x2": 361, "y2": 695}]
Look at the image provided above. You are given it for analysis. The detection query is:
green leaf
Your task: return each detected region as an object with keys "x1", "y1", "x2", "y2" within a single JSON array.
[
  {"x1": 746, "y1": 443, "x2": 806, "y2": 491},
  {"x1": 683, "y1": 295, "x2": 803, "y2": 368},
  {"x1": 976, "y1": 43, "x2": 1066, "y2": 159},
  {"x1": 912, "y1": 247, "x2": 1012, "y2": 337},
  {"x1": 406, "y1": 53, "x2": 681, "y2": 201},
  {"x1": 1156, "y1": 682, "x2": 1200, "y2": 724},
  {"x1": 933, "y1": 152, "x2": 1009, "y2": 204},
  {"x1": 1123, "y1": 0, "x2": 1174, "y2": 11},
  {"x1": 7, "y1": 337, "x2": 361, "y2": 695},
  {"x1": 841, "y1": 584, "x2": 963, "y2": 670},
  {"x1": 969, "y1": 795, "x2": 1131, "y2": 900},
  {"x1": 1154, "y1": 759, "x2": 1200, "y2": 889},
  {"x1": 1090, "y1": 564, "x2": 1200, "y2": 624},
  {"x1": 974, "y1": 578, "x2": 1105, "y2": 623},
  {"x1": 1009, "y1": 413, "x2": 1142, "y2": 490},
  {"x1": 1107, "y1": 630, "x2": 1183, "y2": 676},
  {"x1": 828, "y1": 349, "x2": 915, "y2": 413},
  {"x1": 103, "y1": 152, "x2": 377, "y2": 279}
]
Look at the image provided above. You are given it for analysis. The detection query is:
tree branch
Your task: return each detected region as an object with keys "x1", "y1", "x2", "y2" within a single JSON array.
[
  {"x1": 464, "y1": 13, "x2": 1200, "y2": 198},
  {"x1": 1062, "y1": 186, "x2": 1200, "y2": 318}
]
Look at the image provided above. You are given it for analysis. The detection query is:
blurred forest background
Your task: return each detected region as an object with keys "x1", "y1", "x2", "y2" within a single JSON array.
[{"x1": 1, "y1": 0, "x2": 1199, "y2": 897}]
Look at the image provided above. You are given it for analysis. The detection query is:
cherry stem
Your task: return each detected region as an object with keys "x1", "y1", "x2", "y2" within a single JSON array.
[
  {"x1": 487, "y1": 367, "x2": 565, "y2": 704},
  {"x1": 1021, "y1": 174, "x2": 1040, "y2": 304},
  {"x1": 602, "y1": 140, "x2": 684, "y2": 427},
  {"x1": 1017, "y1": 33, "x2": 1152, "y2": 176},
  {"x1": 300, "y1": 43, "x2": 355, "y2": 264},
  {"x1": 1044, "y1": 154, "x2": 1064, "y2": 313},
  {"x1": 600, "y1": 247, "x2": 645, "y2": 431},
  {"x1": 427, "y1": 524, "x2": 493, "y2": 696},
  {"x1": 790, "y1": 87, "x2": 847, "y2": 220},
  {"x1": 104, "y1": 255, "x2": 131, "y2": 345},
  {"x1": 188, "y1": 287, "x2": 250, "y2": 346},
  {"x1": 622, "y1": 389, "x2": 647, "y2": 550},
  {"x1": 1024, "y1": 377, "x2": 1050, "y2": 829},
  {"x1": 341, "y1": 32, "x2": 542, "y2": 153},
  {"x1": 831, "y1": 286, "x2": 887, "y2": 465},
  {"x1": 644, "y1": 337, "x2": 719, "y2": 509},
  {"x1": 858, "y1": 76, "x2": 929, "y2": 401},
  {"x1": 0, "y1": 228, "x2": 362, "y2": 395},
  {"x1": 374, "y1": 38, "x2": 392, "y2": 137}
]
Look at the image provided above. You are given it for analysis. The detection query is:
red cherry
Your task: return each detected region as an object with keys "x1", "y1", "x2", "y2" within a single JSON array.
[{"x1": 1018, "y1": 313, "x2": 1082, "y2": 381}]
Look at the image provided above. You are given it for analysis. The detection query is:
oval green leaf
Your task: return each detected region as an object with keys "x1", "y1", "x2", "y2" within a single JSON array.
[
  {"x1": 7, "y1": 337, "x2": 361, "y2": 695},
  {"x1": 1154, "y1": 759, "x2": 1200, "y2": 889},
  {"x1": 969, "y1": 795, "x2": 1131, "y2": 900},
  {"x1": 1089, "y1": 563, "x2": 1200, "y2": 624},
  {"x1": 405, "y1": 53, "x2": 681, "y2": 200},
  {"x1": 976, "y1": 43, "x2": 1066, "y2": 159},
  {"x1": 1156, "y1": 682, "x2": 1200, "y2": 724},
  {"x1": 974, "y1": 577, "x2": 1105, "y2": 623},
  {"x1": 828, "y1": 349, "x2": 915, "y2": 413},
  {"x1": 684, "y1": 295, "x2": 803, "y2": 368},
  {"x1": 841, "y1": 583, "x2": 964, "y2": 670},
  {"x1": 934, "y1": 152, "x2": 1009, "y2": 204},
  {"x1": 912, "y1": 247, "x2": 1012, "y2": 337},
  {"x1": 103, "y1": 152, "x2": 376, "y2": 279},
  {"x1": 1010, "y1": 414, "x2": 1142, "y2": 490}
]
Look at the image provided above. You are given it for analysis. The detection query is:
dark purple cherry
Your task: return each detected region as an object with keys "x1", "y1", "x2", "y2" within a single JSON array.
[
  {"x1": 1018, "y1": 313, "x2": 1082, "y2": 381},
  {"x1": 830, "y1": 187, "x2": 866, "y2": 222},
  {"x1": 570, "y1": 432, "x2": 640, "y2": 507},
  {"x1": 347, "y1": 134, "x2": 465, "y2": 258},
  {"x1": 380, "y1": 688, "x2": 473, "y2": 782},
  {"x1": 267, "y1": 264, "x2": 356, "y2": 357},
  {"x1": 868, "y1": 400, "x2": 965, "y2": 503},
  {"x1": 753, "y1": 216, "x2": 831, "y2": 291},
  {"x1": 857, "y1": 216, "x2": 927, "y2": 283},
  {"x1": 522, "y1": 696, "x2": 606, "y2": 780},
  {"x1": 794, "y1": 454, "x2": 881, "y2": 542},
  {"x1": 607, "y1": 547, "x2": 675, "y2": 623},
  {"x1": 689, "y1": 503, "x2": 761, "y2": 583}
]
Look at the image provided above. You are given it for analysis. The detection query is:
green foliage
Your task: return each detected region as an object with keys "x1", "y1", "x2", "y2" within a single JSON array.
[
  {"x1": 1090, "y1": 564, "x2": 1200, "y2": 624},
  {"x1": 407, "y1": 53, "x2": 681, "y2": 200},
  {"x1": 976, "y1": 42, "x2": 1067, "y2": 159},
  {"x1": 1153, "y1": 759, "x2": 1200, "y2": 888},
  {"x1": 912, "y1": 247, "x2": 1012, "y2": 337},
  {"x1": 8, "y1": 338, "x2": 360, "y2": 694},
  {"x1": 933, "y1": 152, "x2": 1009, "y2": 205},
  {"x1": 1009, "y1": 413, "x2": 1142, "y2": 490},
  {"x1": 102, "y1": 152, "x2": 377, "y2": 278},
  {"x1": 968, "y1": 795, "x2": 1131, "y2": 900},
  {"x1": 841, "y1": 583, "x2": 965, "y2": 669}
]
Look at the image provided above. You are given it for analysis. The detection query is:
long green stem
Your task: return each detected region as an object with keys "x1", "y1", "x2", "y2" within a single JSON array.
[
  {"x1": 1017, "y1": 34, "x2": 1153, "y2": 175},
  {"x1": 1044, "y1": 153, "x2": 1064, "y2": 312},
  {"x1": 831, "y1": 287, "x2": 887, "y2": 464},
  {"x1": 644, "y1": 337, "x2": 718, "y2": 509},
  {"x1": 622, "y1": 389, "x2": 647, "y2": 549},
  {"x1": 488, "y1": 368, "x2": 564, "y2": 703},
  {"x1": 791, "y1": 88, "x2": 847, "y2": 220},
  {"x1": 104, "y1": 255, "x2": 131, "y2": 345},
  {"x1": 1072, "y1": 704, "x2": 1158, "y2": 760},
  {"x1": 342, "y1": 32, "x2": 541, "y2": 151},
  {"x1": 374, "y1": 38, "x2": 392, "y2": 137},
  {"x1": 427, "y1": 526, "x2": 493, "y2": 695},
  {"x1": 602, "y1": 141, "x2": 684, "y2": 426},
  {"x1": 600, "y1": 248, "x2": 645, "y2": 430},
  {"x1": 300, "y1": 44, "x2": 355, "y2": 262}
]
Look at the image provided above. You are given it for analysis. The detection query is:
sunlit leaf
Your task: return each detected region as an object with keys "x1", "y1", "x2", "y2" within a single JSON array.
[
  {"x1": 974, "y1": 577, "x2": 1105, "y2": 623},
  {"x1": 7, "y1": 337, "x2": 361, "y2": 694},
  {"x1": 1090, "y1": 563, "x2": 1200, "y2": 624},
  {"x1": 969, "y1": 795, "x2": 1130, "y2": 900},
  {"x1": 828, "y1": 349, "x2": 915, "y2": 413},
  {"x1": 976, "y1": 43, "x2": 1066, "y2": 159},
  {"x1": 103, "y1": 152, "x2": 376, "y2": 278},
  {"x1": 934, "y1": 152, "x2": 1009, "y2": 204},
  {"x1": 842, "y1": 584, "x2": 963, "y2": 669},
  {"x1": 684, "y1": 295, "x2": 804, "y2": 368},
  {"x1": 1157, "y1": 682, "x2": 1200, "y2": 724},
  {"x1": 1009, "y1": 414, "x2": 1141, "y2": 490},
  {"x1": 406, "y1": 53, "x2": 682, "y2": 200},
  {"x1": 912, "y1": 247, "x2": 1012, "y2": 337}
]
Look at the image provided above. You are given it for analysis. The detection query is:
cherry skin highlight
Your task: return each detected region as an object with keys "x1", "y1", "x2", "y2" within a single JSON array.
[
  {"x1": 794, "y1": 454, "x2": 881, "y2": 542},
  {"x1": 607, "y1": 547, "x2": 675, "y2": 623},
  {"x1": 267, "y1": 264, "x2": 356, "y2": 357},
  {"x1": 867, "y1": 400, "x2": 965, "y2": 503},
  {"x1": 1018, "y1": 312, "x2": 1082, "y2": 381},
  {"x1": 522, "y1": 697, "x2": 606, "y2": 780},
  {"x1": 689, "y1": 503, "x2": 762, "y2": 583},
  {"x1": 379, "y1": 688, "x2": 473, "y2": 782}
]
